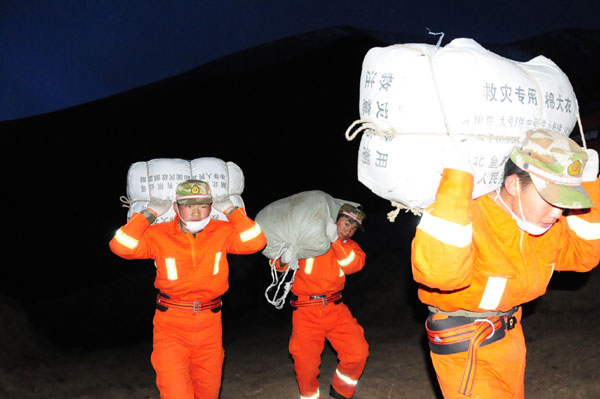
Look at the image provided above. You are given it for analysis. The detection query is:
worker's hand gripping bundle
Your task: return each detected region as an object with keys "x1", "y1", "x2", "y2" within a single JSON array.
[
  {"x1": 346, "y1": 38, "x2": 578, "y2": 216},
  {"x1": 123, "y1": 157, "x2": 245, "y2": 223},
  {"x1": 255, "y1": 190, "x2": 359, "y2": 309}
]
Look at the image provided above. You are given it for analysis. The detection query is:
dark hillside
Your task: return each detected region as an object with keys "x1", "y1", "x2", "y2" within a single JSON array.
[{"x1": 1, "y1": 26, "x2": 598, "y2": 349}]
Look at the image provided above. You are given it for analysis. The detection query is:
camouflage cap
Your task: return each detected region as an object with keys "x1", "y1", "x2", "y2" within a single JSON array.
[
  {"x1": 510, "y1": 129, "x2": 592, "y2": 209},
  {"x1": 338, "y1": 203, "x2": 366, "y2": 231},
  {"x1": 175, "y1": 179, "x2": 213, "y2": 205}
]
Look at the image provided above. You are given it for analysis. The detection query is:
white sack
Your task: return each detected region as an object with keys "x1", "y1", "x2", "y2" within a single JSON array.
[
  {"x1": 124, "y1": 157, "x2": 245, "y2": 223},
  {"x1": 255, "y1": 190, "x2": 359, "y2": 260},
  {"x1": 352, "y1": 38, "x2": 578, "y2": 211}
]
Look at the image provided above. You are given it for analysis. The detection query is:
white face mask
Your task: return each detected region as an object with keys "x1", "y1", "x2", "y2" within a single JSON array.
[
  {"x1": 495, "y1": 178, "x2": 552, "y2": 236},
  {"x1": 181, "y1": 217, "x2": 211, "y2": 233},
  {"x1": 175, "y1": 205, "x2": 211, "y2": 233}
]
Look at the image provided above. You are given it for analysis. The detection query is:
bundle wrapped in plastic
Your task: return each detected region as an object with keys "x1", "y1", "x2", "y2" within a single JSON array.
[
  {"x1": 122, "y1": 157, "x2": 245, "y2": 223},
  {"x1": 255, "y1": 190, "x2": 359, "y2": 309},
  {"x1": 345, "y1": 38, "x2": 578, "y2": 217}
]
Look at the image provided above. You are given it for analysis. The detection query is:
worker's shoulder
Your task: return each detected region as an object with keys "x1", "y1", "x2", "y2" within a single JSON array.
[
  {"x1": 206, "y1": 218, "x2": 233, "y2": 231},
  {"x1": 210, "y1": 218, "x2": 230, "y2": 226},
  {"x1": 343, "y1": 238, "x2": 362, "y2": 247}
]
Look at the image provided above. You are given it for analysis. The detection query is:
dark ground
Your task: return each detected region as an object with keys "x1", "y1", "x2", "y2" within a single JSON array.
[{"x1": 2, "y1": 217, "x2": 599, "y2": 399}]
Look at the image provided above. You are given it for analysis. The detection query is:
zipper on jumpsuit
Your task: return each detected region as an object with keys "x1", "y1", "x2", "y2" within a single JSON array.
[
  {"x1": 186, "y1": 233, "x2": 204, "y2": 327},
  {"x1": 187, "y1": 233, "x2": 198, "y2": 269},
  {"x1": 519, "y1": 230, "x2": 529, "y2": 289}
]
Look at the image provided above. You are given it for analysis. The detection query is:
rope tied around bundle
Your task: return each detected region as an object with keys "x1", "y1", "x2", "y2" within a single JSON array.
[
  {"x1": 264, "y1": 242, "x2": 300, "y2": 310},
  {"x1": 119, "y1": 196, "x2": 132, "y2": 208},
  {"x1": 387, "y1": 200, "x2": 424, "y2": 220}
]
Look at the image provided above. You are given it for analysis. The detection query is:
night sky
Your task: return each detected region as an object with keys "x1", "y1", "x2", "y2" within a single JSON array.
[{"x1": 2, "y1": 0, "x2": 599, "y2": 121}]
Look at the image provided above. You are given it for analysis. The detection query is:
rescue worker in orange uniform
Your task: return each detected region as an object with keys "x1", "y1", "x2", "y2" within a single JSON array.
[
  {"x1": 109, "y1": 179, "x2": 266, "y2": 399},
  {"x1": 270, "y1": 203, "x2": 369, "y2": 399},
  {"x1": 411, "y1": 129, "x2": 600, "y2": 398}
]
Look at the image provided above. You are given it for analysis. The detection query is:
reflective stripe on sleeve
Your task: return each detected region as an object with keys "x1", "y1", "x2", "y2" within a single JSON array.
[
  {"x1": 165, "y1": 258, "x2": 178, "y2": 280},
  {"x1": 213, "y1": 252, "x2": 222, "y2": 275},
  {"x1": 337, "y1": 250, "x2": 355, "y2": 267},
  {"x1": 115, "y1": 228, "x2": 138, "y2": 249},
  {"x1": 304, "y1": 258, "x2": 315, "y2": 274},
  {"x1": 478, "y1": 277, "x2": 507, "y2": 310},
  {"x1": 566, "y1": 215, "x2": 600, "y2": 240},
  {"x1": 299, "y1": 389, "x2": 320, "y2": 399},
  {"x1": 335, "y1": 368, "x2": 358, "y2": 386},
  {"x1": 240, "y1": 223, "x2": 262, "y2": 242},
  {"x1": 417, "y1": 210, "x2": 472, "y2": 248}
]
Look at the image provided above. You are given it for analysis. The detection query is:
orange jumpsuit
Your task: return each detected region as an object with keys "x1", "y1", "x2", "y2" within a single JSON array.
[
  {"x1": 110, "y1": 208, "x2": 266, "y2": 399},
  {"x1": 411, "y1": 169, "x2": 600, "y2": 398},
  {"x1": 272, "y1": 239, "x2": 369, "y2": 399}
]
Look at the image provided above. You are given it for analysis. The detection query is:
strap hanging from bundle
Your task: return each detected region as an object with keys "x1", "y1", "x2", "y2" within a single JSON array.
[{"x1": 264, "y1": 243, "x2": 299, "y2": 310}]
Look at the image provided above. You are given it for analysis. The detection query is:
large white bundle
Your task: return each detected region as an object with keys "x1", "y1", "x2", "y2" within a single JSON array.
[
  {"x1": 255, "y1": 190, "x2": 358, "y2": 260},
  {"x1": 348, "y1": 38, "x2": 578, "y2": 213},
  {"x1": 124, "y1": 157, "x2": 245, "y2": 223}
]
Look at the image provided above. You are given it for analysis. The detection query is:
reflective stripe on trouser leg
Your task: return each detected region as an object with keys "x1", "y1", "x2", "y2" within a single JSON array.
[
  {"x1": 299, "y1": 388, "x2": 320, "y2": 399},
  {"x1": 151, "y1": 307, "x2": 224, "y2": 399},
  {"x1": 327, "y1": 303, "x2": 369, "y2": 398},
  {"x1": 289, "y1": 307, "x2": 327, "y2": 398}
]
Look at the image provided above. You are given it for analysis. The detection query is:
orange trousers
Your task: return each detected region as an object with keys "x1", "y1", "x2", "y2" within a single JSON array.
[
  {"x1": 289, "y1": 302, "x2": 369, "y2": 399},
  {"x1": 150, "y1": 307, "x2": 225, "y2": 399},
  {"x1": 430, "y1": 321, "x2": 526, "y2": 398}
]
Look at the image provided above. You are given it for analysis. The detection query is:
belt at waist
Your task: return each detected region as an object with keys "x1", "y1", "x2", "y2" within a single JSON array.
[
  {"x1": 290, "y1": 291, "x2": 342, "y2": 307},
  {"x1": 425, "y1": 307, "x2": 520, "y2": 397},
  {"x1": 425, "y1": 306, "x2": 520, "y2": 355},
  {"x1": 428, "y1": 305, "x2": 519, "y2": 318},
  {"x1": 156, "y1": 292, "x2": 222, "y2": 313}
]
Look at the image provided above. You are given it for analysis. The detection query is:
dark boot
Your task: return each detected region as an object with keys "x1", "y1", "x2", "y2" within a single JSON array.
[{"x1": 329, "y1": 385, "x2": 352, "y2": 399}]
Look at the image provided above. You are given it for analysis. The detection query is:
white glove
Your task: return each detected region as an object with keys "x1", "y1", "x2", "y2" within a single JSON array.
[
  {"x1": 147, "y1": 199, "x2": 172, "y2": 217},
  {"x1": 326, "y1": 222, "x2": 338, "y2": 243},
  {"x1": 212, "y1": 197, "x2": 235, "y2": 215},
  {"x1": 582, "y1": 149, "x2": 599, "y2": 182},
  {"x1": 442, "y1": 139, "x2": 473, "y2": 175}
]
